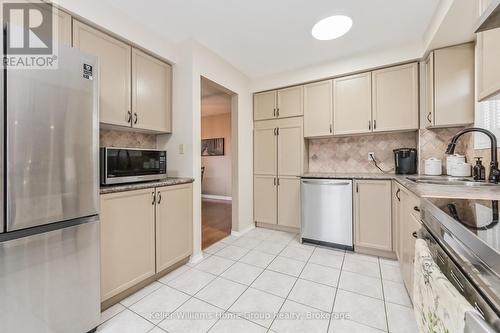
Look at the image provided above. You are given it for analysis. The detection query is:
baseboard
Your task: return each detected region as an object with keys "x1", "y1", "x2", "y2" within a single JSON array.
[
  {"x1": 202, "y1": 194, "x2": 232, "y2": 201},
  {"x1": 231, "y1": 223, "x2": 255, "y2": 237},
  {"x1": 354, "y1": 245, "x2": 397, "y2": 259},
  {"x1": 256, "y1": 222, "x2": 300, "y2": 233},
  {"x1": 189, "y1": 252, "x2": 205, "y2": 265}
]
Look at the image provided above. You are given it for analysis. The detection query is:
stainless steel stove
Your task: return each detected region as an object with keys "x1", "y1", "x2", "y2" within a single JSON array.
[{"x1": 420, "y1": 197, "x2": 500, "y2": 332}]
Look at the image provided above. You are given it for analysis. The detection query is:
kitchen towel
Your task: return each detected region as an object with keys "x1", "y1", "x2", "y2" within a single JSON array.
[{"x1": 413, "y1": 239, "x2": 477, "y2": 333}]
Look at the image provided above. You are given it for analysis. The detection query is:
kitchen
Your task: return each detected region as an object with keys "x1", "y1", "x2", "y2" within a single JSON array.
[{"x1": 0, "y1": 0, "x2": 499, "y2": 333}]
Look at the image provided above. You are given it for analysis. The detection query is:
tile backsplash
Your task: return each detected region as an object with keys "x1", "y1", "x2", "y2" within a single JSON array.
[
  {"x1": 100, "y1": 129, "x2": 157, "y2": 149},
  {"x1": 308, "y1": 132, "x2": 418, "y2": 174}
]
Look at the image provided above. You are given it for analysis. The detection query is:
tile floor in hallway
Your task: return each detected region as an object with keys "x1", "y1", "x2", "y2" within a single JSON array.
[{"x1": 97, "y1": 227, "x2": 418, "y2": 333}]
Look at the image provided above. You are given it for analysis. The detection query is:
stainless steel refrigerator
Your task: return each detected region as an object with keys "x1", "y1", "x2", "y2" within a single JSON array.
[{"x1": 0, "y1": 45, "x2": 100, "y2": 333}]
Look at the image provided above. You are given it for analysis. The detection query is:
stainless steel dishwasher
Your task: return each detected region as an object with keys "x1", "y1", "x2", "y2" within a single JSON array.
[{"x1": 301, "y1": 178, "x2": 353, "y2": 250}]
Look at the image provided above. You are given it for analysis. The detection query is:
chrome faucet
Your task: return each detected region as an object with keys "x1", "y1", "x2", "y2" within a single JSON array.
[{"x1": 445, "y1": 127, "x2": 500, "y2": 183}]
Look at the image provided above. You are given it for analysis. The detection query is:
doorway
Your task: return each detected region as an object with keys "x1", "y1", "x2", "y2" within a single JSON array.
[{"x1": 200, "y1": 78, "x2": 233, "y2": 249}]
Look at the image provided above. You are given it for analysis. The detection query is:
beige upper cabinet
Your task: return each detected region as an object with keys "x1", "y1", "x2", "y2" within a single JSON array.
[
  {"x1": 354, "y1": 180, "x2": 392, "y2": 252},
  {"x1": 254, "y1": 121, "x2": 277, "y2": 176},
  {"x1": 254, "y1": 91, "x2": 277, "y2": 121},
  {"x1": 277, "y1": 177, "x2": 300, "y2": 228},
  {"x1": 477, "y1": 28, "x2": 500, "y2": 101},
  {"x1": 100, "y1": 189, "x2": 156, "y2": 301},
  {"x1": 372, "y1": 63, "x2": 419, "y2": 132},
  {"x1": 425, "y1": 43, "x2": 474, "y2": 127},
  {"x1": 303, "y1": 80, "x2": 333, "y2": 138},
  {"x1": 73, "y1": 20, "x2": 132, "y2": 128},
  {"x1": 132, "y1": 48, "x2": 172, "y2": 133},
  {"x1": 254, "y1": 175, "x2": 277, "y2": 225},
  {"x1": 156, "y1": 184, "x2": 193, "y2": 272},
  {"x1": 277, "y1": 86, "x2": 303, "y2": 118},
  {"x1": 333, "y1": 73, "x2": 372, "y2": 135},
  {"x1": 55, "y1": 9, "x2": 72, "y2": 46},
  {"x1": 277, "y1": 117, "x2": 303, "y2": 177},
  {"x1": 424, "y1": 54, "x2": 435, "y2": 128}
]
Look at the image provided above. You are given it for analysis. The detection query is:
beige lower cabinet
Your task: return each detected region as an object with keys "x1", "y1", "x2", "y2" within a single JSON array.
[
  {"x1": 277, "y1": 177, "x2": 301, "y2": 228},
  {"x1": 354, "y1": 180, "x2": 392, "y2": 252},
  {"x1": 100, "y1": 188, "x2": 156, "y2": 301},
  {"x1": 100, "y1": 183, "x2": 193, "y2": 302},
  {"x1": 254, "y1": 175, "x2": 277, "y2": 225},
  {"x1": 156, "y1": 184, "x2": 193, "y2": 272}
]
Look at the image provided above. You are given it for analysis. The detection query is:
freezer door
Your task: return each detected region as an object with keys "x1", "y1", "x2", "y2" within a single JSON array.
[
  {"x1": 0, "y1": 217, "x2": 100, "y2": 333},
  {"x1": 6, "y1": 46, "x2": 99, "y2": 231}
]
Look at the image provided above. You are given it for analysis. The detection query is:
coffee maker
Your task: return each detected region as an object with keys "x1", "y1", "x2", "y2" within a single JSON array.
[{"x1": 393, "y1": 148, "x2": 417, "y2": 174}]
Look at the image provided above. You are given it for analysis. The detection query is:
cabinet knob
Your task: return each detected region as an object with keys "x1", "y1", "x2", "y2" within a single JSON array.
[
  {"x1": 412, "y1": 231, "x2": 418, "y2": 239},
  {"x1": 413, "y1": 206, "x2": 420, "y2": 212}
]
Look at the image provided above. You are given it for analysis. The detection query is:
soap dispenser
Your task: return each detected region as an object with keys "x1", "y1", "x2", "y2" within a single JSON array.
[{"x1": 473, "y1": 157, "x2": 486, "y2": 181}]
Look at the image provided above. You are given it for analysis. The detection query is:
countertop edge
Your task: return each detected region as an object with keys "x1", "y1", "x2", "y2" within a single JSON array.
[{"x1": 100, "y1": 178, "x2": 195, "y2": 195}]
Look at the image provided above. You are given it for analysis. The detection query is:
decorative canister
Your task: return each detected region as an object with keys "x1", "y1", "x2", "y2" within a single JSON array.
[
  {"x1": 424, "y1": 158, "x2": 442, "y2": 176},
  {"x1": 446, "y1": 154, "x2": 465, "y2": 175}
]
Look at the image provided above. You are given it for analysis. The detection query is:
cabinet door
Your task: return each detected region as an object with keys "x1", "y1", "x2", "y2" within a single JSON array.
[
  {"x1": 254, "y1": 121, "x2": 277, "y2": 176},
  {"x1": 303, "y1": 80, "x2": 333, "y2": 137},
  {"x1": 424, "y1": 53, "x2": 435, "y2": 127},
  {"x1": 254, "y1": 175, "x2": 277, "y2": 224},
  {"x1": 354, "y1": 180, "x2": 392, "y2": 251},
  {"x1": 478, "y1": 25, "x2": 500, "y2": 100},
  {"x1": 372, "y1": 63, "x2": 419, "y2": 132},
  {"x1": 73, "y1": 20, "x2": 132, "y2": 127},
  {"x1": 402, "y1": 210, "x2": 422, "y2": 298},
  {"x1": 156, "y1": 184, "x2": 193, "y2": 272},
  {"x1": 277, "y1": 118, "x2": 303, "y2": 177},
  {"x1": 277, "y1": 177, "x2": 300, "y2": 228},
  {"x1": 100, "y1": 189, "x2": 156, "y2": 301},
  {"x1": 132, "y1": 48, "x2": 172, "y2": 133},
  {"x1": 333, "y1": 73, "x2": 372, "y2": 135},
  {"x1": 56, "y1": 9, "x2": 72, "y2": 46},
  {"x1": 392, "y1": 182, "x2": 402, "y2": 260},
  {"x1": 254, "y1": 91, "x2": 277, "y2": 121},
  {"x1": 434, "y1": 43, "x2": 474, "y2": 126},
  {"x1": 277, "y1": 86, "x2": 303, "y2": 118}
]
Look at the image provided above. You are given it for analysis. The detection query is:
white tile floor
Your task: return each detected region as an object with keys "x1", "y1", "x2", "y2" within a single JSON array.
[{"x1": 97, "y1": 228, "x2": 418, "y2": 333}]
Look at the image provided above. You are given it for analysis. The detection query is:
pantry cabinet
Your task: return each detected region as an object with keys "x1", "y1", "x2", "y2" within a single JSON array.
[
  {"x1": 333, "y1": 73, "x2": 372, "y2": 135},
  {"x1": 73, "y1": 20, "x2": 172, "y2": 133},
  {"x1": 100, "y1": 188, "x2": 156, "y2": 301},
  {"x1": 254, "y1": 117, "x2": 303, "y2": 229},
  {"x1": 156, "y1": 184, "x2": 193, "y2": 272},
  {"x1": 73, "y1": 20, "x2": 132, "y2": 128},
  {"x1": 132, "y1": 48, "x2": 172, "y2": 133},
  {"x1": 425, "y1": 43, "x2": 474, "y2": 127},
  {"x1": 303, "y1": 80, "x2": 333, "y2": 137},
  {"x1": 100, "y1": 183, "x2": 193, "y2": 302},
  {"x1": 372, "y1": 63, "x2": 419, "y2": 132},
  {"x1": 354, "y1": 180, "x2": 392, "y2": 252},
  {"x1": 254, "y1": 87, "x2": 303, "y2": 121}
]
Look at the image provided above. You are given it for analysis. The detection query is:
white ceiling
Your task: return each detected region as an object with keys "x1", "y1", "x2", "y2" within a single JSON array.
[
  {"x1": 201, "y1": 80, "x2": 232, "y2": 117},
  {"x1": 104, "y1": 0, "x2": 441, "y2": 78}
]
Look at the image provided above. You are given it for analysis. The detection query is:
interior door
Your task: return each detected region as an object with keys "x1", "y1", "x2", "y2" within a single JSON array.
[
  {"x1": 333, "y1": 73, "x2": 372, "y2": 135},
  {"x1": 6, "y1": 46, "x2": 99, "y2": 232}
]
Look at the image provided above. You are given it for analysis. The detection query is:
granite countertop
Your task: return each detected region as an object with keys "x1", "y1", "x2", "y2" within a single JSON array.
[
  {"x1": 100, "y1": 177, "x2": 194, "y2": 195},
  {"x1": 302, "y1": 172, "x2": 500, "y2": 200}
]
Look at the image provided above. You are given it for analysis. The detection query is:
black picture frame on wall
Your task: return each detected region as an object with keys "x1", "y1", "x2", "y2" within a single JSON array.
[{"x1": 201, "y1": 138, "x2": 224, "y2": 156}]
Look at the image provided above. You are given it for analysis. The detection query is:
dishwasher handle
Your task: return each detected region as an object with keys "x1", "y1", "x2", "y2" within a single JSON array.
[{"x1": 301, "y1": 179, "x2": 351, "y2": 186}]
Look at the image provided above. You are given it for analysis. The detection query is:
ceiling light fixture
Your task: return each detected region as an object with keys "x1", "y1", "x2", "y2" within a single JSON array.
[{"x1": 312, "y1": 15, "x2": 353, "y2": 41}]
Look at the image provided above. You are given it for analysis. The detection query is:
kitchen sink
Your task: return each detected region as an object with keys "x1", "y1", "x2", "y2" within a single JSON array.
[{"x1": 406, "y1": 176, "x2": 500, "y2": 187}]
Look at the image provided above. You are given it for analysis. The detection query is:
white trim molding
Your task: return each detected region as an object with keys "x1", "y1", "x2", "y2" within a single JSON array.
[{"x1": 231, "y1": 223, "x2": 255, "y2": 237}]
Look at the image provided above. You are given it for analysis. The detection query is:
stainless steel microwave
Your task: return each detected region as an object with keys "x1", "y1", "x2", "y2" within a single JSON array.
[{"x1": 100, "y1": 147, "x2": 167, "y2": 185}]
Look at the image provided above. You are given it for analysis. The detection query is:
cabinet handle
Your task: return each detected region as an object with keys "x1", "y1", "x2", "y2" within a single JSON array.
[
  {"x1": 152, "y1": 191, "x2": 156, "y2": 205},
  {"x1": 368, "y1": 120, "x2": 371, "y2": 130},
  {"x1": 427, "y1": 112, "x2": 432, "y2": 123},
  {"x1": 127, "y1": 110, "x2": 132, "y2": 123},
  {"x1": 329, "y1": 124, "x2": 333, "y2": 133},
  {"x1": 413, "y1": 206, "x2": 420, "y2": 212},
  {"x1": 277, "y1": 178, "x2": 280, "y2": 186},
  {"x1": 373, "y1": 120, "x2": 377, "y2": 130},
  {"x1": 412, "y1": 231, "x2": 418, "y2": 239},
  {"x1": 276, "y1": 128, "x2": 279, "y2": 136},
  {"x1": 276, "y1": 108, "x2": 280, "y2": 117},
  {"x1": 274, "y1": 177, "x2": 276, "y2": 186},
  {"x1": 273, "y1": 128, "x2": 276, "y2": 136},
  {"x1": 396, "y1": 188, "x2": 400, "y2": 201},
  {"x1": 157, "y1": 192, "x2": 162, "y2": 204},
  {"x1": 273, "y1": 108, "x2": 276, "y2": 117},
  {"x1": 133, "y1": 112, "x2": 138, "y2": 124}
]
